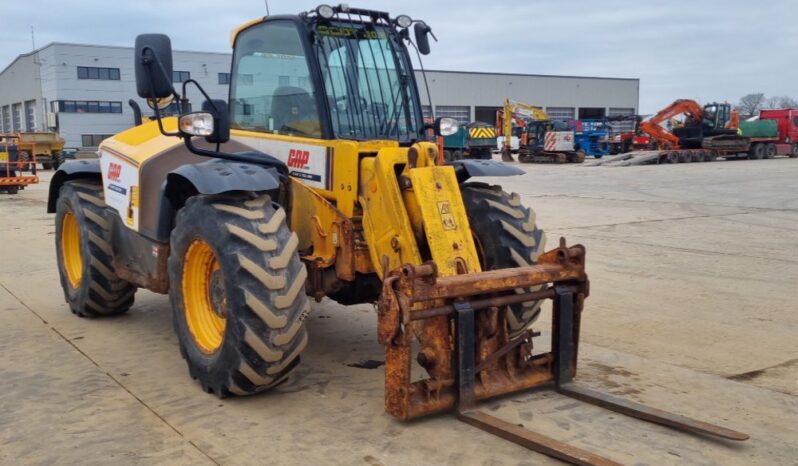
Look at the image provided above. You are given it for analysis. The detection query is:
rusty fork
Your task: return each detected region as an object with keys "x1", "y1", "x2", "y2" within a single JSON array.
[
  {"x1": 378, "y1": 240, "x2": 748, "y2": 466},
  {"x1": 453, "y1": 286, "x2": 747, "y2": 466}
]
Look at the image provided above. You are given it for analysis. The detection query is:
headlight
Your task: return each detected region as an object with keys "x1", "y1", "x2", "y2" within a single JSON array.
[
  {"x1": 437, "y1": 117, "x2": 459, "y2": 137},
  {"x1": 395, "y1": 15, "x2": 413, "y2": 28},
  {"x1": 179, "y1": 112, "x2": 215, "y2": 137},
  {"x1": 316, "y1": 4, "x2": 335, "y2": 19}
]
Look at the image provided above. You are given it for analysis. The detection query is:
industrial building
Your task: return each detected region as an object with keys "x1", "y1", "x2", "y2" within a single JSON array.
[{"x1": 0, "y1": 42, "x2": 639, "y2": 149}]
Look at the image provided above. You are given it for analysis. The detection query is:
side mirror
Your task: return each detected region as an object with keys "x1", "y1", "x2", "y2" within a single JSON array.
[
  {"x1": 202, "y1": 100, "x2": 230, "y2": 144},
  {"x1": 434, "y1": 117, "x2": 459, "y2": 137},
  {"x1": 135, "y1": 34, "x2": 175, "y2": 99},
  {"x1": 414, "y1": 22, "x2": 431, "y2": 55}
]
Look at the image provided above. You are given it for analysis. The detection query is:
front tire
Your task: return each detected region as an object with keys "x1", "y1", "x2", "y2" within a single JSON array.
[
  {"x1": 55, "y1": 181, "x2": 136, "y2": 317},
  {"x1": 461, "y1": 183, "x2": 547, "y2": 337},
  {"x1": 168, "y1": 193, "x2": 310, "y2": 396}
]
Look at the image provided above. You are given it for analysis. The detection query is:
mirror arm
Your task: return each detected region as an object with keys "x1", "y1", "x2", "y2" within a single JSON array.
[
  {"x1": 180, "y1": 79, "x2": 226, "y2": 150},
  {"x1": 182, "y1": 79, "x2": 220, "y2": 115},
  {"x1": 147, "y1": 71, "x2": 180, "y2": 137},
  {"x1": 183, "y1": 136, "x2": 271, "y2": 165}
]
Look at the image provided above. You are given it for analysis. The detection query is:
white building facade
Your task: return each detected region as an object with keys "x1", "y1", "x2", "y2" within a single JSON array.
[{"x1": 0, "y1": 42, "x2": 639, "y2": 149}]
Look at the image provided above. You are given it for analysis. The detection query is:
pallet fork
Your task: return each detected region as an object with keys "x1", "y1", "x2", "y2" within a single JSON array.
[{"x1": 377, "y1": 239, "x2": 747, "y2": 466}]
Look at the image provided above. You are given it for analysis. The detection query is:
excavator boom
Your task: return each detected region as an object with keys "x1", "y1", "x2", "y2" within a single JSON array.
[{"x1": 639, "y1": 99, "x2": 704, "y2": 148}]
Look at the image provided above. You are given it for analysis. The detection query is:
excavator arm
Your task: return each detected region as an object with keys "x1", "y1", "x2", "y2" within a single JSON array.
[
  {"x1": 499, "y1": 99, "x2": 551, "y2": 159},
  {"x1": 639, "y1": 99, "x2": 704, "y2": 149}
]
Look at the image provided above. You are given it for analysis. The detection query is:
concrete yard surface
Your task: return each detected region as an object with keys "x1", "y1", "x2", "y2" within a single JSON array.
[{"x1": 1, "y1": 157, "x2": 797, "y2": 465}]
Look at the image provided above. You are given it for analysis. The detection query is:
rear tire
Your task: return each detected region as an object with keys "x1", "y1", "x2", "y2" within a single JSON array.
[
  {"x1": 168, "y1": 193, "x2": 310, "y2": 396},
  {"x1": 791, "y1": 143, "x2": 798, "y2": 158},
  {"x1": 749, "y1": 143, "x2": 765, "y2": 160},
  {"x1": 461, "y1": 183, "x2": 547, "y2": 337},
  {"x1": 765, "y1": 143, "x2": 777, "y2": 159},
  {"x1": 55, "y1": 181, "x2": 136, "y2": 317}
]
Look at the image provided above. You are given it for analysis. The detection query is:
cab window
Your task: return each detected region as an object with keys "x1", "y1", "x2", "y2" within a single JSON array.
[{"x1": 230, "y1": 21, "x2": 322, "y2": 138}]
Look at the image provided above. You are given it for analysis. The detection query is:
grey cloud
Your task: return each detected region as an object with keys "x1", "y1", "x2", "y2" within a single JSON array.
[{"x1": 1, "y1": 0, "x2": 795, "y2": 113}]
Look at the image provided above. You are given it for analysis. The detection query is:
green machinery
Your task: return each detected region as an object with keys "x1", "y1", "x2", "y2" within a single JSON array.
[{"x1": 442, "y1": 121, "x2": 496, "y2": 161}]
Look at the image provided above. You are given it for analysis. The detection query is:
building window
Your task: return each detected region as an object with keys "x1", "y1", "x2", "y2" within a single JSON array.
[
  {"x1": 278, "y1": 75, "x2": 290, "y2": 87},
  {"x1": 238, "y1": 74, "x2": 254, "y2": 86},
  {"x1": 435, "y1": 105, "x2": 470, "y2": 123},
  {"x1": 12, "y1": 103, "x2": 21, "y2": 130},
  {"x1": 546, "y1": 107, "x2": 575, "y2": 121},
  {"x1": 0, "y1": 106, "x2": 8, "y2": 132},
  {"x1": 24, "y1": 100, "x2": 36, "y2": 131},
  {"x1": 77, "y1": 66, "x2": 120, "y2": 80},
  {"x1": 172, "y1": 70, "x2": 191, "y2": 82},
  {"x1": 56, "y1": 100, "x2": 123, "y2": 114},
  {"x1": 81, "y1": 134, "x2": 114, "y2": 148},
  {"x1": 218, "y1": 73, "x2": 230, "y2": 85}
]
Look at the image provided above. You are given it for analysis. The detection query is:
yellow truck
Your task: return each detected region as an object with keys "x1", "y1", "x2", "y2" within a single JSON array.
[{"x1": 15, "y1": 132, "x2": 66, "y2": 169}]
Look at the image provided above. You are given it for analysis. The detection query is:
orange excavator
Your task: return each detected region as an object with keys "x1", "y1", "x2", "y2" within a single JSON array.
[
  {"x1": 590, "y1": 100, "x2": 750, "y2": 165},
  {"x1": 640, "y1": 99, "x2": 745, "y2": 151}
]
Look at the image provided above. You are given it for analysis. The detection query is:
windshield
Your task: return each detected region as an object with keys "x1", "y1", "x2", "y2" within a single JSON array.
[{"x1": 314, "y1": 22, "x2": 423, "y2": 142}]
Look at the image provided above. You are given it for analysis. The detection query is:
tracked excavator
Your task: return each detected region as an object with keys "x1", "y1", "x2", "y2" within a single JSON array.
[{"x1": 498, "y1": 99, "x2": 584, "y2": 164}]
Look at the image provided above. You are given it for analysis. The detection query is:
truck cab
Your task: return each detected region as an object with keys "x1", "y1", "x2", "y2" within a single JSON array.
[{"x1": 759, "y1": 108, "x2": 798, "y2": 145}]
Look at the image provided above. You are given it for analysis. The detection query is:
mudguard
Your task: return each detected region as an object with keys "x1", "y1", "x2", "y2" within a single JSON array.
[
  {"x1": 450, "y1": 158, "x2": 524, "y2": 183},
  {"x1": 167, "y1": 157, "x2": 284, "y2": 195},
  {"x1": 47, "y1": 159, "x2": 102, "y2": 213},
  {"x1": 158, "y1": 156, "x2": 285, "y2": 240}
]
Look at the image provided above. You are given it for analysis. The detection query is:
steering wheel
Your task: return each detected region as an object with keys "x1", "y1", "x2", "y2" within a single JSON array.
[{"x1": 335, "y1": 95, "x2": 368, "y2": 112}]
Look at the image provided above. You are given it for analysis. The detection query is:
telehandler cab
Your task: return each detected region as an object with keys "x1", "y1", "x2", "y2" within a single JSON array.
[{"x1": 48, "y1": 5, "x2": 747, "y2": 464}]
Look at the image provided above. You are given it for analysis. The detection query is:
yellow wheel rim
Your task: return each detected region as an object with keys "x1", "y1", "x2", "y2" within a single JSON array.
[
  {"x1": 182, "y1": 239, "x2": 227, "y2": 353},
  {"x1": 61, "y1": 211, "x2": 83, "y2": 288}
]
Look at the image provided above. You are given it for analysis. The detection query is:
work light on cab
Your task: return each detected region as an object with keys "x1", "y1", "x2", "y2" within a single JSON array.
[
  {"x1": 395, "y1": 15, "x2": 413, "y2": 28},
  {"x1": 316, "y1": 4, "x2": 334, "y2": 18},
  {"x1": 179, "y1": 112, "x2": 215, "y2": 137}
]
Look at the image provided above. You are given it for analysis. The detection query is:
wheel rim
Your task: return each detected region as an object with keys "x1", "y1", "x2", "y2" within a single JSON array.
[
  {"x1": 60, "y1": 211, "x2": 83, "y2": 288},
  {"x1": 182, "y1": 239, "x2": 227, "y2": 353}
]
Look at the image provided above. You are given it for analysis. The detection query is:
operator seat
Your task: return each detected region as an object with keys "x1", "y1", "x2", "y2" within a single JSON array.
[{"x1": 271, "y1": 86, "x2": 319, "y2": 136}]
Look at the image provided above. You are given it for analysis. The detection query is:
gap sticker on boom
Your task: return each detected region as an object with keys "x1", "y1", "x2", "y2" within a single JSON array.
[{"x1": 233, "y1": 136, "x2": 330, "y2": 190}]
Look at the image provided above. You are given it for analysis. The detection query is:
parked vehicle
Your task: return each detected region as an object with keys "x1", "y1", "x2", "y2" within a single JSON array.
[
  {"x1": 497, "y1": 99, "x2": 583, "y2": 163},
  {"x1": 0, "y1": 134, "x2": 38, "y2": 194},
  {"x1": 46, "y1": 6, "x2": 748, "y2": 462},
  {"x1": 572, "y1": 119, "x2": 610, "y2": 158},
  {"x1": 442, "y1": 121, "x2": 496, "y2": 161},
  {"x1": 15, "y1": 132, "x2": 66, "y2": 170},
  {"x1": 739, "y1": 108, "x2": 798, "y2": 159}
]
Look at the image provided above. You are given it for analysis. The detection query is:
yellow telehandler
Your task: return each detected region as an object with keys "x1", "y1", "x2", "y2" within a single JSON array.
[{"x1": 48, "y1": 5, "x2": 746, "y2": 464}]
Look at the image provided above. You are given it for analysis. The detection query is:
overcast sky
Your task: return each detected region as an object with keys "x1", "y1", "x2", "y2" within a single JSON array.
[{"x1": 1, "y1": 0, "x2": 795, "y2": 113}]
